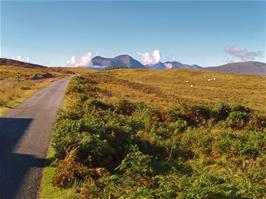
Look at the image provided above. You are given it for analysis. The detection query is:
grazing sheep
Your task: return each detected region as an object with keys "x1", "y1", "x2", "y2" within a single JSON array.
[
  {"x1": 207, "y1": 77, "x2": 216, "y2": 81},
  {"x1": 185, "y1": 80, "x2": 189, "y2": 83},
  {"x1": 190, "y1": 85, "x2": 193, "y2": 87}
]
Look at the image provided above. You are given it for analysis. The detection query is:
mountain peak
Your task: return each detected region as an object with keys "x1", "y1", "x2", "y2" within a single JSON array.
[{"x1": 91, "y1": 55, "x2": 144, "y2": 68}]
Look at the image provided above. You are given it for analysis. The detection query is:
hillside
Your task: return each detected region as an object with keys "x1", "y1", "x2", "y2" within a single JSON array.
[
  {"x1": 96, "y1": 68, "x2": 266, "y2": 114},
  {"x1": 0, "y1": 58, "x2": 45, "y2": 68},
  {"x1": 42, "y1": 68, "x2": 266, "y2": 199},
  {"x1": 0, "y1": 64, "x2": 66, "y2": 115},
  {"x1": 205, "y1": 61, "x2": 266, "y2": 76}
]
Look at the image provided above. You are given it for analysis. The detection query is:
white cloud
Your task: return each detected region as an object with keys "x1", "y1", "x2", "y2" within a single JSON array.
[
  {"x1": 164, "y1": 63, "x2": 173, "y2": 69},
  {"x1": 224, "y1": 47, "x2": 264, "y2": 62},
  {"x1": 137, "y1": 50, "x2": 161, "y2": 65},
  {"x1": 66, "y1": 51, "x2": 95, "y2": 67},
  {"x1": 15, "y1": 56, "x2": 30, "y2": 62},
  {"x1": 162, "y1": 56, "x2": 175, "y2": 62},
  {"x1": 67, "y1": 56, "x2": 76, "y2": 65}
]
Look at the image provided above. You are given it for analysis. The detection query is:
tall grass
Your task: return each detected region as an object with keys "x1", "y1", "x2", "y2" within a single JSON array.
[
  {"x1": 0, "y1": 65, "x2": 62, "y2": 114},
  {"x1": 0, "y1": 80, "x2": 25, "y2": 107}
]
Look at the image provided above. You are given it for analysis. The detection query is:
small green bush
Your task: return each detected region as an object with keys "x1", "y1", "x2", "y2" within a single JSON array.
[
  {"x1": 212, "y1": 102, "x2": 231, "y2": 122},
  {"x1": 226, "y1": 111, "x2": 250, "y2": 130},
  {"x1": 191, "y1": 104, "x2": 212, "y2": 123},
  {"x1": 231, "y1": 105, "x2": 251, "y2": 114},
  {"x1": 115, "y1": 99, "x2": 136, "y2": 115},
  {"x1": 116, "y1": 145, "x2": 153, "y2": 176}
]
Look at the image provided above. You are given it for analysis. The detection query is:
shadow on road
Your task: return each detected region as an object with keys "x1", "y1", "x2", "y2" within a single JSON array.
[{"x1": 0, "y1": 118, "x2": 45, "y2": 199}]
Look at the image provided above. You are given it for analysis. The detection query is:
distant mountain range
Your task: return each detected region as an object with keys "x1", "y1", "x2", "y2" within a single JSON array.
[
  {"x1": 1, "y1": 57, "x2": 265, "y2": 76},
  {"x1": 90, "y1": 55, "x2": 266, "y2": 76},
  {"x1": 91, "y1": 55, "x2": 202, "y2": 70}
]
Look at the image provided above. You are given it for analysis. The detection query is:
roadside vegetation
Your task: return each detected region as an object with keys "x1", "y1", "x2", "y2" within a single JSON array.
[
  {"x1": 0, "y1": 65, "x2": 65, "y2": 115},
  {"x1": 43, "y1": 71, "x2": 266, "y2": 199}
]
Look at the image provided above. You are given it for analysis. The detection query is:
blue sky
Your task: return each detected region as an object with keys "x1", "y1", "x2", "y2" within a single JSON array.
[{"x1": 1, "y1": 0, "x2": 265, "y2": 66}]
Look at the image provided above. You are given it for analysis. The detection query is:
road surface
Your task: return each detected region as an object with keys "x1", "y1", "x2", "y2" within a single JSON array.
[{"x1": 0, "y1": 78, "x2": 70, "y2": 199}]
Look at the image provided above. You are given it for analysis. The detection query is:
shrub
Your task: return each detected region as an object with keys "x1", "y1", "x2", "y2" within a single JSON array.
[
  {"x1": 76, "y1": 133, "x2": 114, "y2": 169},
  {"x1": 212, "y1": 102, "x2": 231, "y2": 122},
  {"x1": 166, "y1": 108, "x2": 183, "y2": 122},
  {"x1": 216, "y1": 133, "x2": 235, "y2": 155},
  {"x1": 104, "y1": 127, "x2": 132, "y2": 166},
  {"x1": 116, "y1": 145, "x2": 153, "y2": 176},
  {"x1": 152, "y1": 175, "x2": 179, "y2": 198},
  {"x1": 168, "y1": 119, "x2": 188, "y2": 135},
  {"x1": 180, "y1": 104, "x2": 211, "y2": 125},
  {"x1": 83, "y1": 98, "x2": 113, "y2": 112},
  {"x1": 150, "y1": 108, "x2": 163, "y2": 122},
  {"x1": 64, "y1": 106, "x2": 84, "y2": 120},
  {"x1": 226, "y1": 111, "x2": 250, "y2": 130},
  {"x1": 231, "y1": 105, "x2": 251, "y2": 114},
  {"x1": 196, "y1": 134, "x2": 213, "y2": 152},
  {"x1": 182, "y1": 171, "x2": 239, "y2": 199},
  {"x1": 52, "y1": 119, "x2": 85, "y2": 159},
  {"x1": 248, "y1": 115, "x2": 266, "y2": 129},
  {"x1": 115, "y1": 99, "x2": 136, "y2": 115},
  {"x1": 216, "y1": 131, "x2": 263, "y2": 158},
  {"x1": 190, "y1": 105, "x2": 212, "y2": 123},
  {"x1": 67, "y1": 76, "x2": 99, "y2": 96},
  {"x1": 52, "y1": 149, "x2": 89, "y2": 188}
]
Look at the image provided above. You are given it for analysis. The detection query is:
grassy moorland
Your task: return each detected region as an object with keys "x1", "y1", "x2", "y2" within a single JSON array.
[
  {"x1": 41, "y1": 69, "x2": 266, "y2": 199},
  {"x1": 0, "y1": 65, "x2": 65, "y2": 116},
  {"x1": 97, "y1": 69, "x2": 266, "y2": 114}
]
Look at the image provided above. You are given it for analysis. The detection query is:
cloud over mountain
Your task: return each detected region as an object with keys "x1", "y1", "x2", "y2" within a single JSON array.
[
  {"x1": 224, "y1": 47, "x2": 264, "y2": 62},
  {"x1": 137, "y1": 50, "x2": 161, "y2": 65},
  {"x1": 14, "y1": 56, "x2": 30, "y2": 62},
  {"x1": 67, "y1": 52, "x2": 95, "y2": 67}
]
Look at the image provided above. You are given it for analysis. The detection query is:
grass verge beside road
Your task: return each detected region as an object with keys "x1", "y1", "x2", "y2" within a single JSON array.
[{"x1": 40, "y1": 147, "x2": 82, "y2": 199}]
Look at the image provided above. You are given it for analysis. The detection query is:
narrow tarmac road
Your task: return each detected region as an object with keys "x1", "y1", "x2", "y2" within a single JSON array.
[{"x1": 0, "y1": 78, "x2": 70, "y2": 199}]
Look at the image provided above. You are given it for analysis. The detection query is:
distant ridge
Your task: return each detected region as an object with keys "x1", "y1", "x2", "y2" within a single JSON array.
[
  {"x1": 145, "y1": 62, "x2": 166, "y2": 69},
  {"x1": 91, "y1": 55, "x2": 144, "y2": 68},
  {"x1": 205, "y1": 61, "x2": 266, "y2": 76},
  {"x1": 90, "y1": 55, "x2": 202, "y2": 70},
  {"x1": 1, "y1": 57, "x2": 265, "y2": 76},
  {"x1": 145, "y1": 61, "x2": 201, "y2": 69},
  {"x1": 93, "y1": 56, "x2": 266, "y2": 76},
  {"x1": 0, "y1": 58, "x2": 45, "y2": 68}
]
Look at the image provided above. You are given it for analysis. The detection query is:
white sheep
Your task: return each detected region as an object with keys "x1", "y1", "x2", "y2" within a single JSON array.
[{"x1": 207, "y1": 77, "x2": 216, "y2": 81}]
